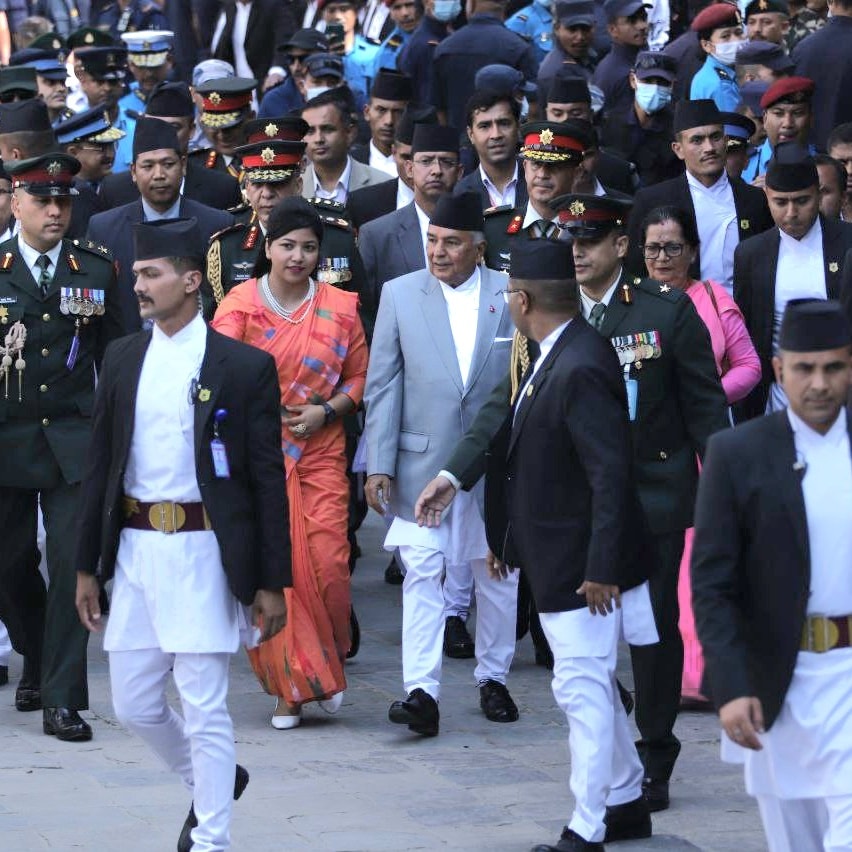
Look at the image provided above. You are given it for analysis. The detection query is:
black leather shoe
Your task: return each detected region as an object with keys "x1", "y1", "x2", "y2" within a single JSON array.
[
  {"x1": 479, "y1": 679, "x2": 519, "y2": 723},
  {"x1": 384, "y1": 556, "x2": 404, "y2": 585},
  {"x1": 388, "y1": 688, "x2": 439, "y2": 736},
  {"x1": 642, "y1": 777, "x2": 670, "y2": 812},
  {"x1": 534, "y1": 644, "x2": 554, "y2": 670},
  {"x1": 0, "y1": 665, "x2": 7, "y2": 687},
  {"x1": 43, "y1": 707, "x2": 93, "y2": 741},
  {"x1": 531, "y1": 826, "x2": 603, "y2": 851},
  {"x1": 443, "y1": 615, "x2": 475, "y2": 659},
  {"x1": 346, "y1": 606, "x2": 360, "y2": 659},
  {"x1": 604, "y1": 795, "x2": 652, "y2": 842},
  {"x1": 15, "y1": 656, "x2": 41, "y2": 711},
  {"x1": 177, "y1": 764, "x2": 249, "y2": 852}
]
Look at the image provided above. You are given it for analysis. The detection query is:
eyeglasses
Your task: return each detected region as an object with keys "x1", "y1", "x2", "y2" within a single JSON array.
[
  {"x1": 496, "y1": 288, "x2": 526, "y2": 303},
  {"x1": 77, "y1": 143, "x2": 117, "y2": 152},
  {"x1": 412, "y1": 156, "x2": 458, "y2": 169},
  {"x1": 641, "y1": 242, "x2": 685, "y2": 259},
  {"x1": 285, "y1": 53, "x2": 308, "y2": 65}
]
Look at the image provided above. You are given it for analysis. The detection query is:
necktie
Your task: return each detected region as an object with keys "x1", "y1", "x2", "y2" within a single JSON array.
[
  {"x1": 534, "y1": 219, "x2": 556, "y2": 239},
  {"x1": 589, "y1": 302, "x2": 606, "y2": 331},
  {"x1": 35, "y1": 254, "x2": 52, "y2": 298}
]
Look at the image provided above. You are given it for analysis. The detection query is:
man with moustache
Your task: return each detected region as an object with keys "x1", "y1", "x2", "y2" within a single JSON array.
[
  {"x1": 536, "y1": 0, "x2": 599, "y2": 96},
  {"x1": 8, "y1": 35, "x2": 73, "y2": 124}
]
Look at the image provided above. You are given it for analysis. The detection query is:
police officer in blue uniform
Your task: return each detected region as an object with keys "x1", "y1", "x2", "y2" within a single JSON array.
[
  {"x1": 536, "y1": 0, "x2": 600, "y2": 96},
  {"x1": 689, "y1": 3, "x2": 746, "y2": 113},
  {"x1": 372, "y1": 0, "x2": 422, "y2": 74},
  {"x1": 396, "y1": 0, "x2": 451, "y2": 104},
  {"x1": 118, "y1": 30, "x2": 176, "y2": 121},
  {"x1": 506, "y1": 0, "x2": 554, "y2": 68},
  {"x1": 592, "y1": 0, "x2": 649, "y2": 116},
  {"x1": 321, "y1": 0, "x2": 380, "y2": 106}
]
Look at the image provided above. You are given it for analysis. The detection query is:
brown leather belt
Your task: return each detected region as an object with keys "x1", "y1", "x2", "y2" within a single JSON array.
[
  {"x1": 800, "y1": 615, "x2": 852, "y2": 653},
  {"x1": 122, "y1": 497, "x2": 211, "y2": 534}
]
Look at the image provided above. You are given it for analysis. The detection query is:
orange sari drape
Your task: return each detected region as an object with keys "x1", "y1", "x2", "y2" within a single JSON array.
[{"x1": 212, "y1": 279, "x2": 368, "y2": 704}]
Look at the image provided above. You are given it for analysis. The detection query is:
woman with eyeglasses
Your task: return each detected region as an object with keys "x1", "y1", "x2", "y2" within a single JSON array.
[
  {"x1": 641, "y1": 204, "x2": 760, "y2": 710},
  {"x1": 212, "y1": 197, "x2": 368, "y2": 729}
]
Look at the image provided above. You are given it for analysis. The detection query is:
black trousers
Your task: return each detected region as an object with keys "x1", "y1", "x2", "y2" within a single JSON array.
[
  {"x1": 629, "y1": 529, "x2": 686, "y2": 782},
  {"x1": 0, "y1": 483, "x2": 89, "y2": 709}
]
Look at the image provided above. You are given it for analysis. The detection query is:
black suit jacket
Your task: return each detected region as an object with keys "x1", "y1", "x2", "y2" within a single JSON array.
[
  {"x1": 626, "y1": 172, "x2": 773, "y2": 278},
  {"x1": 691, "y1": 410, "x2": 846, "y2": 727},
  {"x1": 347, "y1": 177, "x2": 399, "y2": 228},
  {"x1": 490, "y1": 318, "x2": 652, "y2": 612},
  {"x1": 453, "y1": 163, "x2": 529, "y2": 210},
  {"x1": 86, "y1": 197, "x2": 234, "y2": 333},
  {"x1": 596, "y1": 149, "x2": 638, "y2": 197},
  {"x1": 68, "y1": 180, "x2": 105, "y2": 241},
  {"x1": 834, "y1": 244, "x2": 852, "y2": 335},
  {"x1": 74, "y1": 326, "x2": 292, "y2": 605},
  {"x1": 734, "y1": 216, "x2": 852, "y2": 421},
  {"x1": 98, "y1": 160, "x2": 242, "y2": 211}
]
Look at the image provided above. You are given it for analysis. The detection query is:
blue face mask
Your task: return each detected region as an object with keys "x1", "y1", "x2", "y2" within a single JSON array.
[
  {"x1": 432, "y1": 0, "x2": 461, "y2": 21},
  {"x1": 634, "y1": 81, "x2": 672, "y2": 114}
]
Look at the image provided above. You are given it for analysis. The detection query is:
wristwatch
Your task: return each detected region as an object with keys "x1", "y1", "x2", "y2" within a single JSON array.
[{"x1": 322, "y1": 401, "x2": 337, "y2": 424}]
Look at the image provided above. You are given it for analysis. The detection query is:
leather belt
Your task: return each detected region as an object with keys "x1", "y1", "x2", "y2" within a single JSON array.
[
  {"x1": 800, "y1": 614, "x2": 852, "y2": 653},
  {"x1": 122, "y1": 497, "x2": 211, "y2": 534}
]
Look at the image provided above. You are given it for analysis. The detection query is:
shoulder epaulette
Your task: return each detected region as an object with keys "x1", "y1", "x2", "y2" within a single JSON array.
[
  {"x1": 517, "y1": 12, "x2": 528, "y2": 21},
  {"x1": 308, "y1": 196, "x2": 346, "y2": 212},
  {"x1": 227, "y1": 202, "x2": 252, "y2": 216},
  {"x1": 188, "y1": 148, "x2": 218, "y2": 169},
  {"x1": 484, "y1": 204, "x2": 514, "y2": 216},
  {"x1": 71, "y1": 238, "x2": 113, "y2": 261},
  {"x1": 715, "y1": 67, "x2": 732, "y2": 81},
  {"x1": 0, "y1": 251, "x2": 15, "y2": 271},
  {"x1": 319, "y1": 214, "x2": 353, "y2": 232},
  {"x1": 387, "y1": 35, "x2": 402, "y2": 48},
  {"x1": 633, "y1": 276, "x2": 684, "y2": 302},
  {"x1": 209, "y1": 222, "x2": 247, "y2": 243},
  {"x1": 427, "y1": 39, "x2": 440, "y2": 46}
]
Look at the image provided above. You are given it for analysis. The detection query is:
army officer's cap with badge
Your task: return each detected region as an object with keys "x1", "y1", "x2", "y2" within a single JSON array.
[
  {"x1": 549, "y1": 193, "x2": 632, "y2": 239},
  {"x1": 242, "y1": 116, "x2": 309, "y2": 144},
  {"x1": 235, "y1": 139, "x2": 306, "y2": 184},
  {"x1": 9, "y1": 34, "x2": 69, "y2": 81},
  {"x1": 121, "y1": 30, "x2": 175, "y2": 68},
  {"x1": 5, "y1": 153, "x2": 81, "y2": 197},
  {"x1": 74, "y1": 46, "x2": 128, "y2": 80},
  {"x1": 196, "y1": 77, "x2": 257, "y2": 129},
  {"x1": 67, "y1": 27, "x2": 117, "y2": 50},
  {"x1": 55, "y1": 105, "x2": 126, "y2": 145},
  {"x1": 519, "y1": 120, "x2": 590, "y2": 166}
]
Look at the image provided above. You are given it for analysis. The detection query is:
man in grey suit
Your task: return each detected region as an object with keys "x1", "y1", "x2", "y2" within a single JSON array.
[
  {"x1": 358, "y1": 123, "x2": 463, "y2": 332},
  {"x1": 300, "y1": 88, "x2": 393, "y2": 203},
  {"x1": 364, "y1": 193, "x2": 520, "y2": 737}
]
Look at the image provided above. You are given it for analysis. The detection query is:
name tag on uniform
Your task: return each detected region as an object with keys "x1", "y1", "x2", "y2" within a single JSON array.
[
  {"x1": 0, "y1": 296, "x2": 16, "y2": 304},
  {"x1": 211, "y1": 439, "x2": 231, "y2": 479}
]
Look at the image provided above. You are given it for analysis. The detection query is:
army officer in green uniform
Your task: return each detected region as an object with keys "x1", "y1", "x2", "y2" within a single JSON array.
[
  {"x1": 207, "y1": 136, "x2": 373, "y2": 335},
  {"x1": 0, "y1": 153, "x2": 122, "y2": 742},
  {"x1": 417, "y1": 195, "x2": 729, "y2": 824}
]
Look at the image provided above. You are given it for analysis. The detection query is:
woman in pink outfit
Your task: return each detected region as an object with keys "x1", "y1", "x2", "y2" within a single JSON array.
[{"x1": 641, "y1": 205, "x2": 761, "y2": 707}]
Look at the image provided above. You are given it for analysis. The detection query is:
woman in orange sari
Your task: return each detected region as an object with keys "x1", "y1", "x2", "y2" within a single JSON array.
[{"x1": 212, "y1": 197, "x2": 368, "y2": 729}]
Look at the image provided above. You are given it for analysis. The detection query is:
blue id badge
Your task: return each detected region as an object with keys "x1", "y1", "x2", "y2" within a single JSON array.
[
  {"x1": 624, "y1": 370, "x2": 638, "y2": 422},
  {"x1": 211, "y1": 409, "x2": 231, "y2": 478}
]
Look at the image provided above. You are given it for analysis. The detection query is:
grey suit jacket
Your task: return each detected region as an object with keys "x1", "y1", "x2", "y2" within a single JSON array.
[
  {"x1": 364, "y1": 265, "x2": 513, "y2": 522},
  {"x1": 300, "y1": 156, "x2": 393, "y2": 200},
  {"x1": 358, "y1": 201, "x2": 424, "y2": 312}
]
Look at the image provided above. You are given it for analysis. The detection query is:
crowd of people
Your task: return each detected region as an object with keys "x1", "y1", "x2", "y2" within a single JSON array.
[{"x1": 0, "y1": 0, "x2": 850, "y2": 850}]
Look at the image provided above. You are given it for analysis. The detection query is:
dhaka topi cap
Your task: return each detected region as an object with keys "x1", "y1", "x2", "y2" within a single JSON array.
[
  {"x1": 779, "y1": 299, "x2": 851, "y2": 351},
  {"x1": 134, "y1": 217, "x2": 204, "y2": 262},
  {"x1": 411, "y1": 123, "x2": 460, "y2": 155},
  {"x1": 146, "y1": 81, "x2": 194, "y2": 118},
  {"x1": 395, "y1": 103, "x2": 438, "y2": 144},
  {"x1": 673, "y1": 98, "x2": 722, "y2": 133},
  {"x1": 549, "y1": 193, "x2": 632, "y2": 238},
  {"x1": 5, "y1": 153, "x2": 80, "y2": 197},
  {"x1": 765, "y1": 141, "x2": 818, "y2": 191},
  {"x1": 55, "y1": 105, "x2": 125, "y2": 145},
  {"x1": 519, "y1": 120, "x2": 588, "y2": 164},
  {"x1": 547, "y1": 75, "x2": 591, "y2": 105},
  {"x1": 0, "y1": 98, "x2": 52, "y2": 133},
  {"x1": 234, "y1": 139, "x2": 306, "y2": 183},
  {"x1": 132, "y1": 116, "x2": 180, "y2": 159},
  {"x1": 0, "y1": 66, "x2": 38, "y2": 97},
  {"x1": 371, "y1": 69, "x2": 413, "y2": 101},
  {"x1": 510, "y1": 236, "x2": 575, "y2": 280},
  {"x1": 429, "y1": 192, "x2": 483, "y2": 231}
]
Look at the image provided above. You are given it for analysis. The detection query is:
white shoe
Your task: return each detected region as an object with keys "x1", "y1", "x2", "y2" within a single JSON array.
[
  {"x1": 271, "y1": 700, "x2": 302, "y2": 729},
  {"x1": 318, "y1": 692, "x2": 344, "y2": 715}
]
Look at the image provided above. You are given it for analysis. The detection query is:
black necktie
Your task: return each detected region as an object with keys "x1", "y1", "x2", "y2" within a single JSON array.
[
  {"x1": 589, "y1": 302, "x2": 606, "y2": 331},
  {"x1": 35, "y1": 254, "x2": 52, "y2": 298}
]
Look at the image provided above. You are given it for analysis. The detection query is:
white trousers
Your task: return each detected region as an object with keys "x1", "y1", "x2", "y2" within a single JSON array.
[
  {"x1": 539, "y1": 609, "x2": 644, "y2": 844},
  {"x1": 443, "y1": 560, "x2": 474, "y2": 619},
  {"x1": 109, "y1": 649, "x2": 236, "y2": 852},
  {"x1": 757, "y1": 794, "x2": 852, "y2": 852},
  {"x1": 0, "y1": 620, "x2": 11, "y2": 665},
  {"x1": 398, "y1": 546, "x2": 518, "y2": 699}
]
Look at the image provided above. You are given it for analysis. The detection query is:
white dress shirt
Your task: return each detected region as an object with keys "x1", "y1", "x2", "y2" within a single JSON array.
[
  {"x1": 107, "y1": 314, "x2": 241, "y2": 654},
  {"x1": 480, "y1": 163, "x2": 519, "y2": 208},
  {"x1": 369, "y1": 140, "x2": 397, "y2": 177},
  {"x1": 768, "y1": 218, "x2": 827, "y2": 412},
  {"x1": 231, "y1": 0, "x2": 254, "y2": 79},
  {"x1": 439, "y1": 267, "x2": 481, "y2": 387},
  {"x1": 687, "y1": 170, "x2": 738, "y2": 293},
  {"x1": 522, "y1": 202, "x2": 559, "y2": 232},
  {"x1": 396, "y1": 180, "x2": 414, "y2": 210},
  {"x1": 141, "y1": 195, "x2": 182, "y2": 221},
  {"x1": 314, "y1": 156, "x2": 353, "y2": 204},
  {"x1": 579, "y1": 275, "x2": 620, "y2": 322},
  {"x1": 17, "y1": 236, "x2": 62, "y2": 288},
  {"x1": 415, "y1": 201, "x2": 431, "y2": 266}
]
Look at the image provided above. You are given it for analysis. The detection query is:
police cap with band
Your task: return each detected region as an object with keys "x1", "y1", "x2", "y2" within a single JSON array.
[
  {"x1": 549, "y1": 193, "x2": 632, "y2": 238},
  {"x1": 196, "y1": 77, "x2": 257, "y2": 129},
  {"x1": 520, "y1": 120, "x2": 589, "y2": 164},
  {"x1": 234, "y1": 139, "x2": 306, "y2": 183},
  {"x1": 55, "y1": 106, "x2": 126, "y2": 145},
  {"x1": 721, "y1": 111, "x2": 756, "y2": 150},
  {"x1": 9, "y1": 45, "x2": 68, "y2": 81},
  {"x1": 134, "y1": 217, "x2": 205, "y2": 263},
  {"x1": 75, "y1": 46, "x2": 128, "y2": 80},
  {"x1": 5, "y1": 153, "x2": 80, "y2": 197},
  {"x1": 779, "y1": 299, "x2": 851, "y2": 352},
  {"x1": 510, "y1": 236, "x2": 575, "y2": 280},
  {"x1": 429, "y1": 192, "x2": 483, "y2": 231},
  {"x1": 121, "y1": 30, "x2": 175, "y2": 68}
]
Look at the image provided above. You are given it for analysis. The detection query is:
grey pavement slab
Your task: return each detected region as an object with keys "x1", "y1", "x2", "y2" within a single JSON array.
[{"x1": 0, "y1": 514, "x2": 766, "y2": 851}]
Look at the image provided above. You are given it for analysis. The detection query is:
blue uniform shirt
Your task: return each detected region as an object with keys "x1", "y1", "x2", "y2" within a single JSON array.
[
  {"x1": 397, "y1": 15, "x2": 449, "y2": 105},
  {"x1": 690, "y1": 52, "x2": 741, "y2": 113},
  {"x1": 741, "y1": 137, "x2": 818, "y2": 183},
  {"x1": 345, "y1": 35, "x2": 380, "y2": 108},
  {"x1": 259, "y1": 77, "x2": 304, "y2": 118},
  {"x1": 372, "y1": 25, "x2": 412, "y2": 75},
  {"x1": 506, "y1": 2, "x2": 553, "y2": 68}
]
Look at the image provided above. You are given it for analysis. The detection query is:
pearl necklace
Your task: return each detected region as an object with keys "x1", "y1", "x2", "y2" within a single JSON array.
[{"x1": 260, "y1": 275, "x2": 316, "y2": 325}]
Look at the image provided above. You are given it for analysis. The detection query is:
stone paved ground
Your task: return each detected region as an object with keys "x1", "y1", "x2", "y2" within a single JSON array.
[{"x1": 0, "y1": 515, "x2": 766, "y2": 851}]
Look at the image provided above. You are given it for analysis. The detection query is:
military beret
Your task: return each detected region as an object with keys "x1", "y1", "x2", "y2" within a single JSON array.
[
  {"x1": 691, "y1": 3, "x2": 742, "y2": 32},
  {"x1": 760, "y1": 76, "x2": 815, "y2": 110},
  {"x1": 29, "y1": 31, "x2": 67, "y2": 52}
]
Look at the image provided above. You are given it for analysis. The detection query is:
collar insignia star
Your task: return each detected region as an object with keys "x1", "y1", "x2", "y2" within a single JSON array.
[
  {"x1": 260, "y1": 146, "x2": 275, "y2": 164},
  {"x1": 198, "y1": 388, "x2": 211, "y2": 402},
  {"x1": 569, "y1": 200, "x2": 585, "y2": 216},
  {"x1": 740, "y1": 218, "x2": 750, "y2": 230},
  {"x1": 539, "y1": 128, "x2": 554, "y2": 145},
  {"x1": 264, "y1": 123, "x2": 278, "y2": 137},
  {"x1": 830, "y1": 261, "x2": 839, "y2": 273},
  {"x1": 660, "y1": 283, "x2": 671, "y2": 293}
]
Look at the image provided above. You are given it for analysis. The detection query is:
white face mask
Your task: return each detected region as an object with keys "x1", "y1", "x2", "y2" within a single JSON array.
[
  {"x1": 306, "y1": 85, "x2": 332, "y2": 100},
  {"x1": 713, "y1": 39, "x2": 744, "y2": 66},
  {"x1": 432, "y1": 0, "x2": 461, "y2": 21}
]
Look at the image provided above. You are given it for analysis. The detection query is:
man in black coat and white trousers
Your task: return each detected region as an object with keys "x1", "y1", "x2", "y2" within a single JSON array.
[
  {"x1": 692, "y1": 299, "x2": 852, "y2": 852},
  {"x1": 74, "y1": 217, "x2": 290, "y2": 852},
  {"x1": 424, "y1": 238, "x2": 659, "y2": 852},
  {"x1": 733, "y1": 143, "x2": 852, "y2": 421}
]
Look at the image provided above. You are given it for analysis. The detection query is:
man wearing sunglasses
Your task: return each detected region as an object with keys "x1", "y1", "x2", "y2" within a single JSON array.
[{"x1": 259, "y1": 29, "x2": 328, "y2": 118}]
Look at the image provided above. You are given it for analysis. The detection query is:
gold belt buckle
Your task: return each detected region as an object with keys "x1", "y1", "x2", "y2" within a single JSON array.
[
  {"x1": 803, "y1": 615, "x2": 839, "y2": 653},
  {"x1": 149, "y1": 501, "x2": 186, "y2": 534}
]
